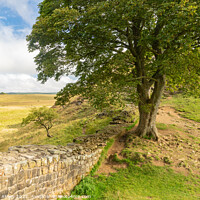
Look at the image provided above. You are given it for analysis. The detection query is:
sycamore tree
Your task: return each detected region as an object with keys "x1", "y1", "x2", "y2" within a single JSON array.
[{"x1": 27, "y1": 0, "x2": 200, "y2": 140}]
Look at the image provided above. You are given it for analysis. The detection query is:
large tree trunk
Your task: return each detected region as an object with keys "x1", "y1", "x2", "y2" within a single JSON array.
[{"x1": 135, "y1": 75, "x2": 166, "y2": 140}]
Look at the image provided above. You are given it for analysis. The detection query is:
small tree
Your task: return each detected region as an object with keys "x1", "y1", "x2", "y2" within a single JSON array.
[{"x1": 22, "y1": 106, "x2": 58, "y2": 137}]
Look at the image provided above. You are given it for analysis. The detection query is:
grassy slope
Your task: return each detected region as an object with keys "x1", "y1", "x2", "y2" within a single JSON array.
[
  {"x1": 162, "y1": 95, "x2": 200, "y2": 122},
  {"x1": 69, "y1": 165, "x2": 200, "y2": 200},
  {"x1": 0, "y1": 94, "x2": 55, "y2": 145},
  {"x1": 0, "y1": 94, "x2": 55, "y2": 131},
  {"x1": 1, "y1": 94, "x2": 200, "y2": 199},
  {"x1": 63, "y1": 95, "x2": 200, "y2": 200},
  {"x1": 0, "y1": 95, "x2": 113, "y2": 151}
]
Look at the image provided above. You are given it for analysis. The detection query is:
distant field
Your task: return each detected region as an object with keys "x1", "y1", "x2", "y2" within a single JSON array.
[
  {"x1": 0, "y1": 94, "x2": 55, "y2": 107},
  {"x1": 0, "y1": 94, "x2": 55, "y2": 143}
]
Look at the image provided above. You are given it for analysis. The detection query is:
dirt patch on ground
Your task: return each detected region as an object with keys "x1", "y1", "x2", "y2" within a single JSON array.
[
  {"x1": 97, "y1": 134, "x2": 128, "y2": 175},
  {"x1": 130, "y1": 106, "x2": 200, "y2": 175},
  {"x1": 157, "y1": 106, "x2": 199, "y2": 138},
  {"x1": 97, "y1": 106, "x2": 200, "y2": 176}
]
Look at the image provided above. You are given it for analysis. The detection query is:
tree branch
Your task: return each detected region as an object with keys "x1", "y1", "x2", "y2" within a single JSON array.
[{"x1": 126, "y1": 26, "x2": 137, "y2": 57}]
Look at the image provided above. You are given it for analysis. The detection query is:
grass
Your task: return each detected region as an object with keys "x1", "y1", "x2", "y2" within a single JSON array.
[
  {"x1": 0, "y1": 94, "x2": 55, "y2": 107},
  {"x1": 126, "y1": 119, "x2": 138, "y2": 131},
  {"x1": 64, "y1": 161, "x2": 200, "y2": 200},
  {"x1": 1, "y1": 94, "x2": 200, "y2": 199},
  {"x1": 156, "y1": 123, "x2": 181, "y2": 131},
  {"x1": 90, "y1": 139, "x2": 114, "y2": 176},
  {"x1": 0, "y1": 95, "x2": 114, "y2": 151},
  {"x1": 162, "y1": 95, "x2": 200, "y2": 122},
  {"x1": 59, "y1": 94, "x2": 200, "y2": 200},
  {"x1": 0, "y1": 94, "x2": 55, "y2": 145},
  {"x1": 0, "y1": 94, "x2": 55, "y2": 131}
]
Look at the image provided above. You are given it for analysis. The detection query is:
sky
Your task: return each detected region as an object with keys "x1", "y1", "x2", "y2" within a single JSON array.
[{"x1": 0, "y1": 0, "x2": 75, "y2": 93}]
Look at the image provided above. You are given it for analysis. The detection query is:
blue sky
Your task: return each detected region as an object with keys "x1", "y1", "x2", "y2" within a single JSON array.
[{"x1": 0, "y1": 0, "x2": 74, "y2": 93}]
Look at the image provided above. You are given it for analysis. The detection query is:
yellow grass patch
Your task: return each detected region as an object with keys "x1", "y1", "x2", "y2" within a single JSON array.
[{"x1": 0, "y1": 94, "x2": 55, "y2": 144}]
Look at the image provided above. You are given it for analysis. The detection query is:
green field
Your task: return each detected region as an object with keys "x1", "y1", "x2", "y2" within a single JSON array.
[
  {"x1": 0, "y1": 94, "x2": 55, "y2": 107},
  {"x1": 0, "y1": 94, "x2": 55, "y2": 144}
]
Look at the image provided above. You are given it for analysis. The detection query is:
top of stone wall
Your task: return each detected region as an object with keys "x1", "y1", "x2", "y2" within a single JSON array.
[{"x1": 0, "y1": 131, "x2": 117, "y2": 176}]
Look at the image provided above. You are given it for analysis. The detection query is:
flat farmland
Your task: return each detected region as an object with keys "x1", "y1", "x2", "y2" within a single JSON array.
[{"x1": 0, "y1": 94, "x2": 55, "y2": 143}]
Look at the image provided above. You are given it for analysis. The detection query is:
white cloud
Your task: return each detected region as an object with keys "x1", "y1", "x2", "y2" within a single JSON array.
[
  {"x1": 0, "y1": 0, "x2": 76, "y2": 93},
  {"x1": 0, "y1": 0, "x2": 40, "y2": 25},
  {"x1": 0, "y1": 74, "x2": 75, "y2": 93},
  {"x1": 0, "y1": 16, "x2": 7, "y2": 20},
  {"x1": 0, "y1": 23, "x2": 37, "y2": 74}
]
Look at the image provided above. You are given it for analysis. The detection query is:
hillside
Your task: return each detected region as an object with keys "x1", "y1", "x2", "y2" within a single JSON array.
[
  {"x1": 0, "y1": 94, "x2": 199, "y2": 199},
  {"x1": 0, "y1": 95, "x2": 134, "y2": 151},
  {"x1": 62, "y1": 95, "x2": 200, "y2": 200}
]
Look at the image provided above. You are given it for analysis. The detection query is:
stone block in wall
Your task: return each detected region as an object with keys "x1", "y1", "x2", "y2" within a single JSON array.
[
  {"x1": 32, "y1": 177, "x2": 39, "y2": 185},
  {"x1": 61, "y1": 161, "x2": 66, "y2": 169},
  {"x1": 58, "y1": 170, "x2": 62, "y2": 177},
  {"x1": 38, "y1": 175, "x2": 46, "y2": 184},
  {"x1": 32, "y1": 168, "x2": 40, "y2": 178},
  {"x1": 34, "y1": 159, "x2": 42, "y2": 167},
  {"x1": 16, "y1": 188, "x2": 25, "y2": 197},
  {"x1": 41, "y1": 166, "x2": 48, "y2": 175},
  {"x1": 49, "y1": 164, "x2": 54, "y2": 174},
  {"x1": 57, "y1": 162, "x2": 62, "y2": 171},
  {"x1": 50, "y1": 179, "x2": 57, "y2": 188},
  {"x1": 7, "y1": 185, "x2": 17, "y2": 195},
  {"x1": 63, "y1": 177, "x2": 73, "y2": 192},
  {"x1": 16, "y1": 170, "x2": 25, "y2": 183},
  {"x1": 26, "y1": 184, "x2": 36, "y2": 194},
  {"x1": 41, "y1": 158, "x2": 48, "y2": 166},
  {"x1": 52, "y1": 155, "x2": 60, "y2": 163},
  {"x1": 17, "y1": 181, "x2": 26, "y2": 191},
  {"x1": 62, "y1": 160, "x2": 69, "y2": 168},
  {"x1": 51, "y1": 172, "x2": 58, "y2": 180},
  {"x1": 0, "y1": 177, "x2": 8, "y2": 191},
  {"x1": 53, "y1": 163, "x2": 58, "y2": 172},
  {"x1": 57, "y1": 177, "x2": 65, "y2": 185},
  {"x1": 80, "y1": 160, "x2": 85, "y2": 165},
  {"x1": 7, "y1": 175, "x2": 16, "y2": 187},
  {"x1": 20, "y1": 161, "x2": 29, "y2": 171},
  {"x1": 3, "y1": 165, "x2": 13, "y2": 176},
  {"x1": 46, "y1": 174, "x2": 52, "y2": 182},
  {"x1": 38, "y1": 182, "x2": 46, "y2": 190},
  {"x1": 26, "y1": 179, "x2": 32, "y2": 187},
  {"x1": 67, "y1": 170, "x2": 74, "y2": 180},
  {"x1": 47, "y1": 156, "x2": 53, "y2": 165},
  {"x1": 28, "y1": 160, "x2": 36, "y2": 169},
  {"x1": 25, "y1": 169, "x2": 32, "y2": 179},
  {"x1": 26, "y1": 190, "x2": 36, "y2": 199},
  {"x1": 13, "y1": 163, "x2": 21, "y2": 174},
  {"x1": 70, "y1": 164, "x2": 79, "y2": 171}
]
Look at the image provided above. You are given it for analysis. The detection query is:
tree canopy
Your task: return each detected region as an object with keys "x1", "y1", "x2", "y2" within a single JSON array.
[
  {"x1": 27, "y1": 0, "x2": 200, "y2": 139},
  {"x1": 22, "y1": 107, "x2": 58, "y2": 137}
]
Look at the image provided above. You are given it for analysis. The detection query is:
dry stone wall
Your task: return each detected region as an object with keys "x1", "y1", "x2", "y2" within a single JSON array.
[{"x1": 0, "y1": 132, "x2": 116, "y2": 200}]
